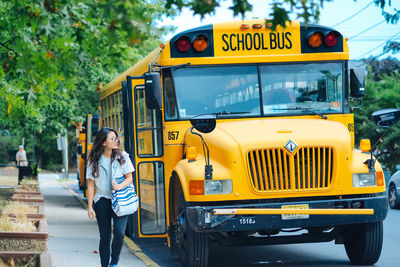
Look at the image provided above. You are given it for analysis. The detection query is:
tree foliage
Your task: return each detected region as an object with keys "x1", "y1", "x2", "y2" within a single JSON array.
[
  {"x1": 1, "y1": 0, "x2": 399, "y2": 169},
  {"x1": 354, "y1": 58, "x2": 400, "y2": 172},
  {"x1": 166, "y1": 0, "x2": 399, "y2": 29},
  {"x1": 0, "y1": 0, "x2": 173, "y2": 167},
  {"x1": 368, "y1": 57, "x2": 400, "y2": 81}
]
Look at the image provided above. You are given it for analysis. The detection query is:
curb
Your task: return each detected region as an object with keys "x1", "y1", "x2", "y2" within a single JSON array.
[{"x1": 60, "y1": 181, "x2": 160, "y2": 267}]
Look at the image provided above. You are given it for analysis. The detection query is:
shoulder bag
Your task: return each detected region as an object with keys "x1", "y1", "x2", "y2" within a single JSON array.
[{"x1": 111, "y1": 176, "x2": 139, "y2": 217}]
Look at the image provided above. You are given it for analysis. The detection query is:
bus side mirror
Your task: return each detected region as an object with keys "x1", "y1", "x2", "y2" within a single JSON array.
[
  {"x1": 190, "y1": 114, "x2": 216, "y2": 133},
  {"x1": 350, "y1": 68, "x2": 365, "y2": 98},
  {"x1": 372, "y1": 108, "x2": 400, "y2": 128},
  {"x1": 144, "y1": 72, "x2": 162, "y2": 109},
  {"x1": 77, "y1": 144, "x2": 83, "y2": 155}
]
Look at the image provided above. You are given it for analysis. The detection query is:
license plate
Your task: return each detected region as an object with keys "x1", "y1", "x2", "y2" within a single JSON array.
[{"x1": 281, "y1": 204, "x2": 309, "y2": 220}]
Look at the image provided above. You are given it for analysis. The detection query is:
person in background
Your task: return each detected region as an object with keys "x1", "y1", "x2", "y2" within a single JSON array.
[
  {"x1": 86, "y1": 127, "x2": 135, "y2": 267},
  {"x1": 16, "y1": 145, "x2": 28, "y2": 166}
]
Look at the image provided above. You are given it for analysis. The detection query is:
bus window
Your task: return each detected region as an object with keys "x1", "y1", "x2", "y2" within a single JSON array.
[
  {"x1": 171, "y1": 66, "x2": 260, "y2": 119},
  {"x1": 260, "y1": 63, "x2": 343, "y2": 115},
  {"x1": 138, "y1": 162, "x2": 166, "y2": 234},
  {"x1": 163, "y1": 69, "x2": 178, "y2": 120},
  {"x1": 135, "y1": 86, "x2": 163, "y2": 157}
]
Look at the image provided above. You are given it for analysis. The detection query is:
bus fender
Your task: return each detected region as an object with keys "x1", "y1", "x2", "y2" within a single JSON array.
[{"x1": 170, "y1": 163, "x2": 190, "y2": 200}]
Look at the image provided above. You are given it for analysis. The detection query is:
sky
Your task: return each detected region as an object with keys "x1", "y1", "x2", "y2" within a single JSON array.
[{"x1": 160, "y1": 0, "x2": 400, "y2": 60}]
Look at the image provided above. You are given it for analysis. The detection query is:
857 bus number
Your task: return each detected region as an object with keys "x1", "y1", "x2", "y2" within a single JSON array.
[{"x1": 168, "y1": 131, "x2": 179, "y2": 140}]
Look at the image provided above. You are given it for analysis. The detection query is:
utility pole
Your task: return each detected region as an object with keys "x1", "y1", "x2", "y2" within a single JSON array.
[{"x1": 57, "y1": 130, "x2": 68, "y2": 179}]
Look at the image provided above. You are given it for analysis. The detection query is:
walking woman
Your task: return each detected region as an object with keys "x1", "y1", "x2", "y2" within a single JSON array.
[{"x1": 86, "y1": 127, "x2": 135, "y2": 267}]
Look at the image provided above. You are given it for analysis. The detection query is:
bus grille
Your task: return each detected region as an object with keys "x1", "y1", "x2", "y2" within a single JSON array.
[{"x1": 247, "y1": 147, "x2": 333, "y2": 192}]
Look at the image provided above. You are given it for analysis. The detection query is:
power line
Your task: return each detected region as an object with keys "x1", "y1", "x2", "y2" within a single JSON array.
[
  {"x1": 330, "y1": 1, "x2": 373, "y2": 27},
  {"x1": 351, "y1": 37, "x2": 400, "y2": 42},
  {"x1": 347, "y1": 9, "x2": 400, "y2": 41},
  {"x1": 354, "y1": 30, "x2": 400, "y2": 59},
  {"x1": 347, "y1": 18, "x2": 387, "y2": 41}
]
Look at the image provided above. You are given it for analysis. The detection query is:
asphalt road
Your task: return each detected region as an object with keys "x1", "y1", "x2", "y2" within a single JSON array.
[{"x1": 140, "y1": 208, "x2": 400, "y2": 267}]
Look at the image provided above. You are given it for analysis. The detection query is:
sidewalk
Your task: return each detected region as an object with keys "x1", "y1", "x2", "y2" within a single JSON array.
[{"x1": 39, "y1": 173, "x2": 147, "y2": 267}]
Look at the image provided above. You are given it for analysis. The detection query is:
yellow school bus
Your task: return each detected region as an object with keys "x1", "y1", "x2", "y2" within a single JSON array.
[
  {"x1": 101, "y1": 19, "x2": 397, "y2": 266},
  {"x1": 75, "y1": 113, "x2": 100, "y2": 197}
]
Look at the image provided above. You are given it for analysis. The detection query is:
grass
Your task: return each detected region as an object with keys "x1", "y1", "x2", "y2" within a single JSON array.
[
  {"x1": 3, "y1": 202, "x2": 37, "y2": 214},
  {"x1": 0, "y1": 189, "x2": 13, "y2": 212},
  {"x1": 0, "y1": 256, "x2": 39, "y2": 267},
  {"x1": 0, "y1": 214, "x2": 36, "y2": 232},
  {"x1": 12, "y1": 194, "x2": 41, "y2": 199},
  {"x1": 20, "y1": 179, "x2": 39, "y2": 186},
  {"x1": 17, "y1": 185, "x2": 39, "y2": 192}
]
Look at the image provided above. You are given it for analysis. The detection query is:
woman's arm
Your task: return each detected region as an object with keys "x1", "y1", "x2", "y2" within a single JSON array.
[
  {"x1": 112, "y1": 172, "x2": 133, "y2": 191},
  {"x1": 87, "y1": 179, "x2": 96, "y2": 220}
]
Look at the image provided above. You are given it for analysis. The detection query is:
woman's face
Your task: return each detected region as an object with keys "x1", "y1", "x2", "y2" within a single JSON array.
[{"x1": 103, "y1": 131, "x2": 119, "y2": 150}]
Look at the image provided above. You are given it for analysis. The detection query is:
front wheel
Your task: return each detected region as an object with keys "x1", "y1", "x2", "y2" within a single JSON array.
[
  {"x1": 389, "y1": 184, "x2": 400, "y2": 209},
  {"x1": 174, "y1": 192, "x2": 209, "y2": 267},
  {"x1": 343, "y1": 222, "x2": 383, "y2": 265}
]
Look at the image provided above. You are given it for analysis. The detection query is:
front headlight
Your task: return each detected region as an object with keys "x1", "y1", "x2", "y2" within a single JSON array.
[
  {"x1": 352, "y1": 173, "x2": 376, "y2": 187},
  {"x1": 204, "y1": 180, "x2": 232, "y2": 195}
]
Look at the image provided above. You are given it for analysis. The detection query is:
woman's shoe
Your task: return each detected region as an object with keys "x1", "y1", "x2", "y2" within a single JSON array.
[{"x1": 110, "y1": 265, "x2": 118, "y2": 267}]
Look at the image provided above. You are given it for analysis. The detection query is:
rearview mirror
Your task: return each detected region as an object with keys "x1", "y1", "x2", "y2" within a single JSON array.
[
  {"x1": 190, "y1": 114, "x2": 216, "y2": 133},
  {"x1": 372, "y1": 108, "x2": 400, "y2": 128},
  {"x1": 144, "y1": 72, "x2": 162, "y2": 109},
  {"x1": 350, "y1": 68, "x2": 365, "y2": 98},
  {"x1": 77, "y1": 144, "x2": 83, "y2": 155}
]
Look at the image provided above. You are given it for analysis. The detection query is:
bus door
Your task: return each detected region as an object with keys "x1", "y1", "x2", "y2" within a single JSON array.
[{"x1": 129, "y1": 76, "x2": 167, "y2": 237}]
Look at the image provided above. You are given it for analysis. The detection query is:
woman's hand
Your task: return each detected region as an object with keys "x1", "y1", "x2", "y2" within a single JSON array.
[
  {"x1": 88, "y1": 207, "x2": 96, "y2": 220},
  {"x1": 112, "y1": 181, "x2": 124, "y2": 191}
]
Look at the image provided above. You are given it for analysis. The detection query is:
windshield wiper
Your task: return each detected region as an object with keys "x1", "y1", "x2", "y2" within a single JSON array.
[
  {"x1": 212, "y1": 111, "x2": 251, "y2": 116},
  {"x1": 272, "y1": 107, "x2": 328, "y2": 120}
]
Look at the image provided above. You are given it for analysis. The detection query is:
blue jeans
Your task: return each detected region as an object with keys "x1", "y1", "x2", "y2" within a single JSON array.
[{"x1": 93, "y1": 197, "x2": 129, "y2": 267}]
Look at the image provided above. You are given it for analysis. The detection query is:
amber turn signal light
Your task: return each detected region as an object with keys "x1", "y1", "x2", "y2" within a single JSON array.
[
  {"x1": 376, "y1": 171, "x2": 384, "y2": 186},
  {"x1": 307, "y1": 32, "x2": 324, "y2": 48},
  {"x1": 360, "y1": 139, "x2": 371, "y2": 153},
  {"x1": 193, "y1": 35, "x2": 208, "y2": 52},
  {"x1": 189, "y1": 180, "x2": 204, "y2": 195},
  {"x1": 186, "y1": 146, "x2": 197, "y2": 161}
]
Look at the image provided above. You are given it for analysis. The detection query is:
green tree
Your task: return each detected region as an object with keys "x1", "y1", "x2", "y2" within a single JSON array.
[
  {"x1": 0, "y1": 0, "x2": 173, "y2": 168},
  {"x1": 166, "y1": 1, "x2": 398, "y2": 27},
  {"x1": 1, "y1": 0, "x2": 398, "y2": 169},
  {"x1": 355, "y1": 61, "x2": 400, "y2": 172}
]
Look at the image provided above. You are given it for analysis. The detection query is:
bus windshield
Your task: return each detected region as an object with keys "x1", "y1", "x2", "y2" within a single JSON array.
[{"x1": 168, "y1": 62, "x2": 343, "y2": 120}]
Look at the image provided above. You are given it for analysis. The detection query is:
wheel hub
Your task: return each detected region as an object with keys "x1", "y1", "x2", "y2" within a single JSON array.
[{"x1": 389, "y1": 189, "x2": 396, "y2": 206}]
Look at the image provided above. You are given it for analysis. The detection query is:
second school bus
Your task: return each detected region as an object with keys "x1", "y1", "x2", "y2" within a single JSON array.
[
  {"x1": 75, "y1": 113, "x2": 100, "y2": 196},
  {"x1": 100, "y1": 20, "x2": 396, "y2": 266}
]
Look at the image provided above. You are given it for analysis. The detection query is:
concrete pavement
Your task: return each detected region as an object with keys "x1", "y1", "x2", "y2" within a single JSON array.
[{"x1": 39, "y1": 173, "x2": 148, "y2": 267}]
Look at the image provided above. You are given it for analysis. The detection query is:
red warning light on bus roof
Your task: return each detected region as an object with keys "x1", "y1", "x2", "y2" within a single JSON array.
[
  {"x1": 175, "y1": 36, "x2": 191, "y2": 52},
  {"x1": 324, "y1": 31, "x2": 339, "y2": 47}
]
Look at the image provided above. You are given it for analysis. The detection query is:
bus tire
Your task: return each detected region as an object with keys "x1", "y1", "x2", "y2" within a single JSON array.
[
  {"x1": 343, "y1": 222, "x2": 383, "y2": 265},
  {"x1": 174, "y1": 191, "x2": 209, "y2": 267}
]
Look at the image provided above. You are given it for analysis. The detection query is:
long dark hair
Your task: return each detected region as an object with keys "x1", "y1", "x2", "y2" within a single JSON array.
[{"x1": 88, "y1": 127, "x2": 125, "y2": 178}]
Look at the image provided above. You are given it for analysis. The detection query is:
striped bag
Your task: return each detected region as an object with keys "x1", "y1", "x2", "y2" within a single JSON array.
[{"x1": 111, "y1": 176, "x2": 139, "y2": 217}]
